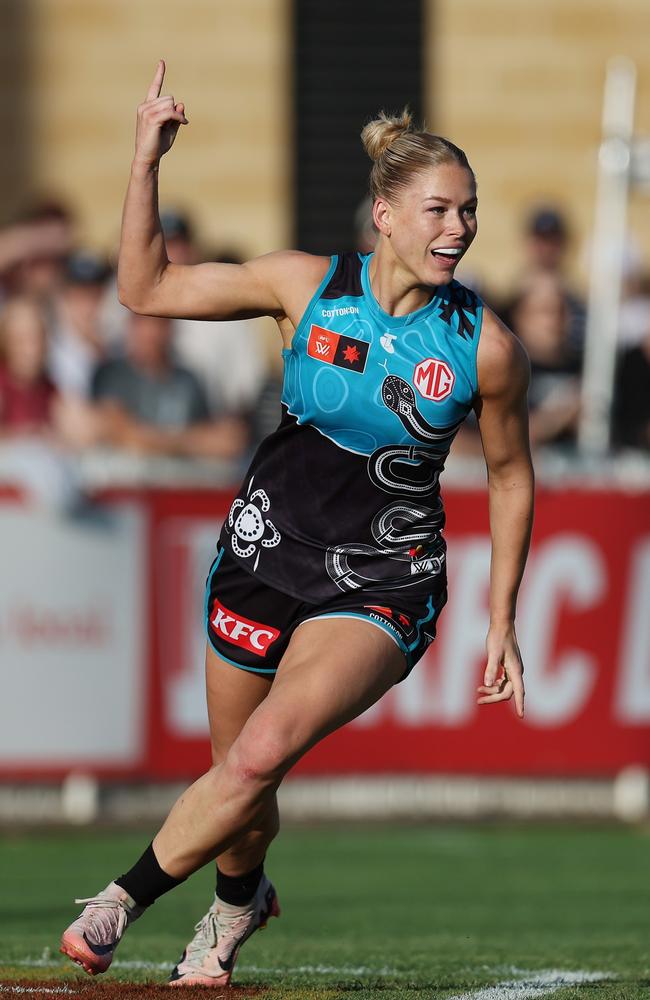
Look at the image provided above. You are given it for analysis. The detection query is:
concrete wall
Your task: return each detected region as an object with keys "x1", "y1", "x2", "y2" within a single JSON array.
[
  {"x1": 429, "y1": 0, "x2": 650, "y2": 293},
  {"x1": 1, "y1": 0, "x2": 291, "y2": 258},
  {"x1": 2, "y1": 0, "x2": 649, "y2": 294}
]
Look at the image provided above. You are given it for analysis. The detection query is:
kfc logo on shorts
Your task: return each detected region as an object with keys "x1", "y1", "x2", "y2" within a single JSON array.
[
  {"x1": 209, "y1": 598, "x2": 280, "y2": 657},
  {"x1": 413, "y1": 357, "x2": 455, "y2": 401}
]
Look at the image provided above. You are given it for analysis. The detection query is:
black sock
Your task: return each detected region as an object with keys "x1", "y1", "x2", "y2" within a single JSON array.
[
  {"x1": 115, "y1": 842, "x2": 185, "y2": 907},
  {"x1": 216, "y1": 861, "x2": 264, "y2": 906}
]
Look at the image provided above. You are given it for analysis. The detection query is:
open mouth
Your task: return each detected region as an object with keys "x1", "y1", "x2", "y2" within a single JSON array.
[{"x1": 431, "y1": 247, "x2": 464, "y2": 266}]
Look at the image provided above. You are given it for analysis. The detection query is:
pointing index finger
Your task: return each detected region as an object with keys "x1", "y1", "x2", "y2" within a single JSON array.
[{"x1": 146, "y1": 60, "x2": 165, "y2": 101}]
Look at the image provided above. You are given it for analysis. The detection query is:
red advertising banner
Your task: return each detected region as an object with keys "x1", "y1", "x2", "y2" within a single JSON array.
[
  {"x1": 141, "y1": 486, "x2": 650, "y2": 779},
  {"x1": 1, "y1": 486, "x2": 647, "y2": 779}
]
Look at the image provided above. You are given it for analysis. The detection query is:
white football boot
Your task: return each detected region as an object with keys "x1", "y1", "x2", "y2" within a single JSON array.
[
  {"x1": 60, "y1": 881, "x2": 146, "y2": 975},
  {"x1": 169, "y1": 875, "x2": 280, "y2": 987}
]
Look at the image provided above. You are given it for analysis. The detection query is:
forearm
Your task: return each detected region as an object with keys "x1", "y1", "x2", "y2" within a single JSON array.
[
  {"x1": 487, "y1": 462, "x2": 534, "y2": 623},
  {"x1": 117, "y1": 160, "x2": 168, "y2": 311}
]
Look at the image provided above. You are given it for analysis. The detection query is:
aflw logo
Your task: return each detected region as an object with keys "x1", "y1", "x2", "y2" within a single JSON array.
[
  {"x1": 413, "y1": 357, "x2": 455, "y2": 401},
  {"x1": 307, "y1": 325, "x2": 369, "y2": 373}
]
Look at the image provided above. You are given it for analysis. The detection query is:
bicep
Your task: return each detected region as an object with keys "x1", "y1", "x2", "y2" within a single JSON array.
[
  {"x1": 127, "y1": 250, "x2": 326, "y2": 323},
  {"x1": 133, "y1": 258, "x2": 282, "y2": 321},
  {"x1": 475, "y1": 311, "x2": 533, "y2": 479},
  {"x1": 476, "y1": 382, "x2": 531, "y2": 477}
]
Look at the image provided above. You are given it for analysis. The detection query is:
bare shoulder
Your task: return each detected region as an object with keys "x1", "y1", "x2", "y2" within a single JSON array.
[
  {"x1": 477, "y1": 307, "x2": 530, "y2": 400},
  {"x1": 244, "y1": 251, "x2": 329, "y2": 296},
  {"x1": 241, "y1": 250, "x2": 330, "y2": 325}
]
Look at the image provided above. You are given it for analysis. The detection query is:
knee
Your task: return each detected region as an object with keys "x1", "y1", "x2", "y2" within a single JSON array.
[{"x1": 226, "y1": 725, "x2": 291, "y2": 789}]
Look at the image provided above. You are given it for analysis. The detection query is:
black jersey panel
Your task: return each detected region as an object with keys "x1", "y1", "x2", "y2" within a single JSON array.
[
  {"x1": 219, "y1": 406, "x2": 448, "y2": 603},
  {"x1": 321, "y1": 251, "x2": 364, "y2": 299}
]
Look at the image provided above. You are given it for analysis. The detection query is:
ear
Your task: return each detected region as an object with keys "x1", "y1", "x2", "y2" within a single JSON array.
[{"x1": 373, "y1": 197, "x2": 392, "y2": 238}]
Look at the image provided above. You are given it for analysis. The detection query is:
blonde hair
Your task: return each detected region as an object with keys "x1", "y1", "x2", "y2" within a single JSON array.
[{"x1": 361, "y1": 109, "x2": 474, "y2": 203}]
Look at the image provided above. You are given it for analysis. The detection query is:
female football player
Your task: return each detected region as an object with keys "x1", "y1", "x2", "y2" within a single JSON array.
[{"x1": 61, "y1": 60, "x2": 533, "y2": 986}]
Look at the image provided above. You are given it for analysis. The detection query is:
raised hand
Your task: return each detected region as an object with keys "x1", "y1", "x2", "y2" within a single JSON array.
[{"x1": 134, "y1": 60, "x2": 188, "y2": 167}]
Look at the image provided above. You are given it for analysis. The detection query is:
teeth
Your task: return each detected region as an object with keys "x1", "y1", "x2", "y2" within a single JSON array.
[{"x1": 433, "y1": 247, "x2": 462, "y2": 256}]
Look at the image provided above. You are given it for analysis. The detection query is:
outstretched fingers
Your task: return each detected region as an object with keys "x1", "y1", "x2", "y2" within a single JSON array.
[{"x1": 146, "y1": 59, "x2": 166, "y2": 101}]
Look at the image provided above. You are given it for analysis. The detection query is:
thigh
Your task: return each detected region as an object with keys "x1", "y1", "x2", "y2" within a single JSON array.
[
  {"x1": 297, "y1": 579, "x2": 447, "y2": 681},
  {"x1": 232, "y1": 617, "x2": 406, "y2": 775},
  {"x1": 205, "y1": 643, "x2": 272, "y2": 764}
]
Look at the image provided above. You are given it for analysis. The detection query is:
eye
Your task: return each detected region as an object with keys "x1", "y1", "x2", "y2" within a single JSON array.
[{"x1": 427, "y1": 206, "x2": 446, "y2": 215}]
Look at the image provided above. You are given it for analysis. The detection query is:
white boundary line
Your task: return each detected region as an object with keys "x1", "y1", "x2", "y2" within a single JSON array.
[
  {"x1": 0, "y1": 990, "x2": 77, "y2": 996},
  {"x1": 448, "y1": 968, "x2": 612, "y2": 1000},
  {"x1": 10, "y1": 954, "x2": 403, "y2": 977}
]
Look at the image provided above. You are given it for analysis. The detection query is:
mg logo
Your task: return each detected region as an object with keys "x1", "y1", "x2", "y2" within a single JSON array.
[{"x1": 413, "y1": 357, "x2": 455, "y2": 401}]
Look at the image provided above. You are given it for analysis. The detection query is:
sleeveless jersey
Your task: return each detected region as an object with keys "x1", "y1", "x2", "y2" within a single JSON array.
[{"x1": 219, "y1": 252, "x2": 483, "y2": 603}]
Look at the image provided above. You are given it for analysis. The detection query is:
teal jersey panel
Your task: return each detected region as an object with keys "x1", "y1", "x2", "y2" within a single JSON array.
[{"x1": 281, "y1": 252, "x2": 482, "y2": 455}]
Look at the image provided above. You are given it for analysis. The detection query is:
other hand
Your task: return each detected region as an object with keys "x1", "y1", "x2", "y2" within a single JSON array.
[{"x1": 476, "y1": 621, "x2": 525, "y2": 718}]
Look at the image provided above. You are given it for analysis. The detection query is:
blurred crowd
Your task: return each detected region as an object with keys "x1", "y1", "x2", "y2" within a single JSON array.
[
  {"x1": 448, "y1": 205, "x2": 650, "y2": 458},
  {"x1": 0, "y1": 198, "x2": 648, "y2": 506},
  {"x1": 0, "y1": 201, "x2": 283, "y2": 505}
]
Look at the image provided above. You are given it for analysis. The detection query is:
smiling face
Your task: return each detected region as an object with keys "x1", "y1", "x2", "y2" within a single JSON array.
[{"x1": 374, "y1": 161, "x2": 478, "y2": 287}]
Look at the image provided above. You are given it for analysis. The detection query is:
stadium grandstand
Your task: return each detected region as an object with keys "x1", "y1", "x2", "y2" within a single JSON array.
[{"x1": 0, "y1": 2, "x2": 648, "y2": 998}]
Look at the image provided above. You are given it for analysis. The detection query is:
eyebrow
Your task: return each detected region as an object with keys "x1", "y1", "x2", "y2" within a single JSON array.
[{"x1": 422, "y1": 196, "x2": 478, "y2": 205}]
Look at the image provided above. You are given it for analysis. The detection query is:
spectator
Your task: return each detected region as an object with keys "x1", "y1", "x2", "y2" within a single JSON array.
[
  {"x1": 0, "y1": 296, "x2": 56, "y2": 436},
  {"x1": 99, "y1": 209, "x2": 269, "y2": 417},
  {"x1": 501, "y1": 205, "x2": 586, "y2": 353},
  {"x1": 510, "y1": 272, "x2": 582, "y2": 449},
  {"x1": 613, "y1": 324, "x2": 650, "y2": 452},
  {"x1": 86, "y1": 312, "x2": 248, "y2": 459},
  {"x1": 49, "y1": 251, "x2": 113, "y2": 398},
  {"x1": 172, "y1": 249, "x2": 269, "y2": 418},
  {"x1": 159, "y1": 208, "x2": 200, "y2": 265},
  {"x1": 0, "y1": 295, "x2": 83, "y2": 508},
  {"x1": 0, "y1": 200, "x2": 75, "y2": 304},
  {"x1": 618, "y1": 255, "x2": 650, "y2": 350}
]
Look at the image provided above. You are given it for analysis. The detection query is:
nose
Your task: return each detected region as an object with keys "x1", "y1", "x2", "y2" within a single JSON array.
[{"x1": 444, "y1": 210, "x2": 466, "y2": 238}]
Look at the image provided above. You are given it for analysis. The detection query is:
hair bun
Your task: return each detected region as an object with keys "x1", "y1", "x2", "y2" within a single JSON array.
[{"x1": 361, "y1": 109, "x2": 414, "y2": 162}]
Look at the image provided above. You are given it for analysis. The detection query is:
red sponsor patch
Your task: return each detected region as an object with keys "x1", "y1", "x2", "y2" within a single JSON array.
[
  {"x1": 209, "y1": 598, "x2": 280, "y2": 657},
  {"x1": 307, "y1": 325, "x2": 340, "y2": 361},
  {"x1": 413, "y1": 357, "x2": 455, "y2": 401},
  {"x1": 307, "y1": 325, "x2": 369, "y2": 373}
]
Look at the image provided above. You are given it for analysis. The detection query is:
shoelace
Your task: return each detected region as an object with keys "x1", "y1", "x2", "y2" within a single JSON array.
[
  {"x1": 181, "y1": 904, "x2": 255, "y2": 970},
  {"x1": 184, "y1": 910, "x2": 219, "y2": 963},
  {"x1": 215, "y1": 904, "x2": 258, "y2": 958},
  {"x1": 73, "y1": 896, "x2": 128, "y2": 943}
]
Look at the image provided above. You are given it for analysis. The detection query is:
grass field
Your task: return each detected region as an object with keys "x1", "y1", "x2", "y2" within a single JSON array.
[{"x1": 0, "y1": 824, "x2": 648, "y2": 999}]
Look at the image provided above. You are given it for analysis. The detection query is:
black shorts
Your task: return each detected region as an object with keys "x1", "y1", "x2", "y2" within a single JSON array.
[{"x1": 204, "y1": 546, "x2": 447, "y2": 681}]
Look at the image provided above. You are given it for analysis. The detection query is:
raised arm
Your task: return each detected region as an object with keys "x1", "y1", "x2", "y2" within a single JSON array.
[
  {"x1": 474, "y1": 308, "x2": 534, "y2": 718},
  {"x1": 118, "y1": 61, "x2": 325, "y2": 323}
]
